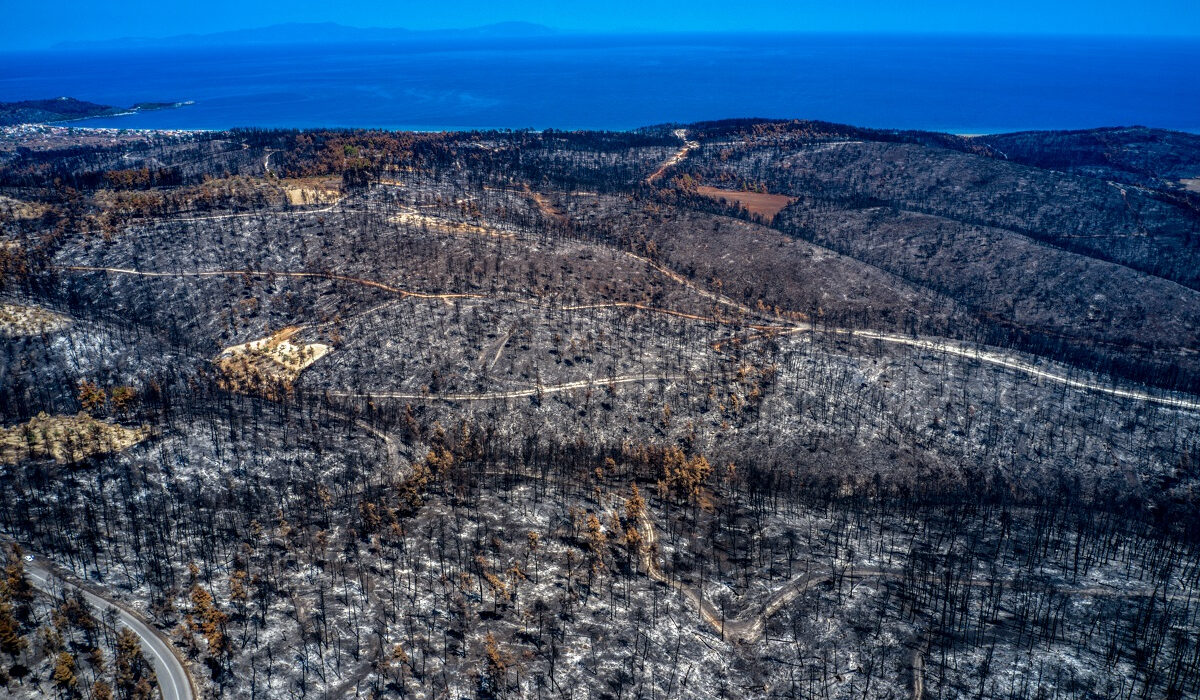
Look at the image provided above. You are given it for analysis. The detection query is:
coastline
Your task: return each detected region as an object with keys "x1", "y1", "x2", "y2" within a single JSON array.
[
  {"x1": 17, "y1": 121, "x2": 1200, "y2": 137},
  {"x1": 5, "y1": 35, "x2": 1197, "y2": 135},
  {"x1": 45, "y1": 99, "x2": 195, "y2": 124}
]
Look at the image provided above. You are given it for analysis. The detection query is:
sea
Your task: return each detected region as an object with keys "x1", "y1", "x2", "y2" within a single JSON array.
[{"x1": 2, "y1": 33, "x2": 1198, "y2": 133}]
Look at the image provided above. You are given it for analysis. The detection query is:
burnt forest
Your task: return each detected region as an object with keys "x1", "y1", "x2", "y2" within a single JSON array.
[{"x1": 1, "y1": 119, "x2": 1199, "y2": 699}]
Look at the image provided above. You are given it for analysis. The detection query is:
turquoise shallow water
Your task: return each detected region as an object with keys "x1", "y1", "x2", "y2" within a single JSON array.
[{"x1": 2, "y1": 33, "x2": 1197, "y2": 132}]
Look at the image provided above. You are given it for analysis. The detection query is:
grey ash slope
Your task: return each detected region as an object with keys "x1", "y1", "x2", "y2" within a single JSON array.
[
  {"x1": 665, "y1": 121, "x2": 1200, "y2": 391},
  {"x1": 0, "y1": 121, "x2": 1198, "y2": 699},
  {"x1": 969, "y1": 126, "x2": 1200, "y2": 185}
]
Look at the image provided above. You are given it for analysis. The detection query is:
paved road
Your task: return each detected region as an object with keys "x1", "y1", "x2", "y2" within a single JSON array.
[{"x1": 24, "y1": 559, "x2": 195, "y2": 700}]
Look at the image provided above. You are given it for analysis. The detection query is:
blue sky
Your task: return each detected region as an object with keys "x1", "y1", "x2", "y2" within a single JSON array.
[{"x1": 5, "y1": 0, "x2": 1200, "y2": 49}]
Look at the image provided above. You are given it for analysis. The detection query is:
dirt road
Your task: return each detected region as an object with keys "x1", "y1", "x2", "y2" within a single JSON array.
[{"x1": 647, "y1": 129, "x2": 699, "y2": 184}]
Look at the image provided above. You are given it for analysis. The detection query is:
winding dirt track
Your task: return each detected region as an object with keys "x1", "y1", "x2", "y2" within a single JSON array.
[
  {"x1": 44, "y1": 250, "x2": 1200, "y2": 698},
  {"x1": 623, "y1": 250, "x2": 761, "y2": 317},
  {"x1": 55, "y1": 265, "x2": 1200, "y2": 412},
  {"x1": 262, "y1": 149, "x2": 279, "y2": 176},
  {"x1": 647, "y1": 129, "x2": 699, "y2": 184},
  {"x1": 815, "y1": 326, "x2": 1200, "y2": 412},
  {"x1": 157, "y1": 198, "x2": 347, "y2": 223},
  {"x1": 43, "y1": 184, "x2": 1200, "y2": 698},
  {"x1": 327, "y1": 374, "x2": 687, "y2": 402},
  {"x1": 59, "y1": 265, "x2": 485, "y2": 301},
  {"x1": 561, "y1": 301, "x2": 779, "y2": 329},
  {"x1": 59, "y1": 266, "x2": 761, "y2": 326},
  {"x1": 636, "y1": 512, "x2": 1192, "y2": 646}
]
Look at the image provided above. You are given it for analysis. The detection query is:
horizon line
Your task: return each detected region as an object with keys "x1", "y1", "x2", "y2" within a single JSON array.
[{"x1": 14, "y1": 23, "x2": 1200, "y2": 52}]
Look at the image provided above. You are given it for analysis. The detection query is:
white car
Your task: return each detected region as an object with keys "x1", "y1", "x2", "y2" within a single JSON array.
[{"x1": 23, "y1": 554, "x2": 33, "y2": 562}]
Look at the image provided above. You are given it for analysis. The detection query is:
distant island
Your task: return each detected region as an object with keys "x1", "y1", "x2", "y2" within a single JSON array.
[
  {"x1": 0, "y1": 97, "x2": 192, "y2": 126},
  {"x1": 53, "y1": 21, "x2": 555, "y2": 50}
]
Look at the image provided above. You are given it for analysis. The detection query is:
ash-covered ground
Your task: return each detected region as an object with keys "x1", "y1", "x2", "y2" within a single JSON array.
[{"x1": 1, "y1": 122, "x2": 1199, "y2": 699}]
